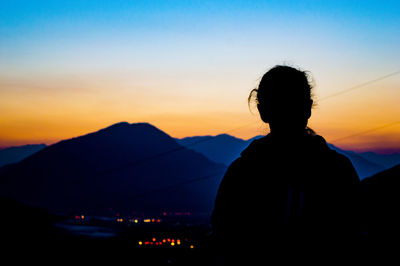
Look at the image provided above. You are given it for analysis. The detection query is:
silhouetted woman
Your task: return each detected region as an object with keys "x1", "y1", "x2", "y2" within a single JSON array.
[{"x1": 211, "y1": 65, "x2": 361, "y2": 263}]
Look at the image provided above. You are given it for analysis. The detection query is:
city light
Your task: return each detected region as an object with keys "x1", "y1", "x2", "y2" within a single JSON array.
[
  {"x1": 68, "y1": 212, "x2": 197, "y2": 250},
  {"x1": 74, "y1": 215, "x2": 85, "y2": 220},
  {"x1": 136, "y1": 236, "x2": 194, "y2": 249}
]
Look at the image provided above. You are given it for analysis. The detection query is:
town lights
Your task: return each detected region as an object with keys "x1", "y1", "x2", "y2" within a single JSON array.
[
  {"x1": 124, "y1": 217, "x2": 162, "y2": 224},
  {"x1": 137, "y1": 237, "x2": 194, "y2": 249}
]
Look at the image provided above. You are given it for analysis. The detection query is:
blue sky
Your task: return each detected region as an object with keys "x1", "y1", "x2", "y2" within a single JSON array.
[{"x1": 2, "y1": 1, "x2": 399, "y2": 72}]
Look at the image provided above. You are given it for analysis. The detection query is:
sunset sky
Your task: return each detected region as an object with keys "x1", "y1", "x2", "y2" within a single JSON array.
[{"x1": 1, "y1": 0, "x2": 400, "y2": 153}]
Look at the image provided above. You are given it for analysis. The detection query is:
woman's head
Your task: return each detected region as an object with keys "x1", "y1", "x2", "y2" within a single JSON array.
[{"x1": 249, "y1": 65, "x2": 315, "y2": 135}]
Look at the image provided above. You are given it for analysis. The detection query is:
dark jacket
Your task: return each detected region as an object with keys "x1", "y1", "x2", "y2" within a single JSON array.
[{"x1": 211, "y1": 133, "x2": 360, "y2": 260}]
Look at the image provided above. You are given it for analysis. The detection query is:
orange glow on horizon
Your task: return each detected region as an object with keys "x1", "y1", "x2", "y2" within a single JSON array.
[
  {"x1": 1, "y1": 116, "x2": 399, "y2": 154},
  {"x1": 0, "y1": 73, "x2": 399, "y2": 153}
]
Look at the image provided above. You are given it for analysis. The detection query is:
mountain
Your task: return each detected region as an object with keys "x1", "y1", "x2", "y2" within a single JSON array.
[
  {"x1": 358, "y1": 152, "x2": 400, "y2": 169},
  {"x1": 176, "y1": 134, "x2": 255, "y2": 165},
  {"x1": 0, "y1": 144, "x2": 46, "y2": 167},
  {"x1": 177, "y1": 134, "x2": 396, "y2": 179},
  {"x1": 361, "y1": 164, "x2": 400, "y2": 240},
  {"x1": 327, "y1": 144, "x2": 387, "y2": 179},
  {"x1": 0, "y1": 122, "x2": 226, "y2": 215},
  {"x1": 1, "y1": 124, "x2": 398, "y2": 217}
]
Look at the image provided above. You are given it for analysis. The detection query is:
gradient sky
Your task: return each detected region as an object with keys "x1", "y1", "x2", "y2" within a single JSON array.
[{"x1": 1, "y1": 0, "x2": 400, "y2": 153}]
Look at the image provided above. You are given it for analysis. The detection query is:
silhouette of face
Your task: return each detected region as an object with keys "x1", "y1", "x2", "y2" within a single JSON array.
[
  {"x1": 258, "y1": 99, "x2": 312, "y2": 135},
  {"x1": 256, "y1": 66, "x2": 313, "y2": 136}
]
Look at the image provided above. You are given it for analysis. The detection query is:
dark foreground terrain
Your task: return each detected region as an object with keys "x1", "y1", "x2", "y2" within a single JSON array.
[
  {"x1": 1, "y1": 197, "x2": 220, "y2": 265},
  {"x1": 2, "y1": 196, "x2": 399, "y2": 265}
]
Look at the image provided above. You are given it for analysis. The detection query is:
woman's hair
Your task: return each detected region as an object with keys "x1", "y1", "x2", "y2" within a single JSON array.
[{"x1": 248, "y1": 65, "x2": 316, "y2": 134}]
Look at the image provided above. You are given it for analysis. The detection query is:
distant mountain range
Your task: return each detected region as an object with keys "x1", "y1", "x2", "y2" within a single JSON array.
[
  {"x1": 0, "y1": 122, "x2": 226, "y2": 215},
  {"x1": 176, "y1": 134, "x2": 400, "y2": 180},
  {"x1": 0, "y1": 122, "x2": 399, "y2": 217},
  {"x1": 324, "y1": 144, "x2": 398, "y2": 179},
  {"x1": 3, "y1": 131, "x2": 399, "y2": 180},
  {"x1": 0, "y1": 144, "x2": 46, "y2": 167},
  {"x1": 176, "y1": 134, "x2": 258, "y2": 166}
]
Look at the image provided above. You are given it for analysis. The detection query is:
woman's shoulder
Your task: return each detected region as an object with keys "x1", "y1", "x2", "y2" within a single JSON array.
[{"x1": 239, "y1": 135, "x2": 271, "y2": 158}]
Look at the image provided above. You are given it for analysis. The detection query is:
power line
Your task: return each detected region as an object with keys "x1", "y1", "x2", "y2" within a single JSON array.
[
  {"x1": 108, "y1": 70, "x2": 400, "y2": 199},
  {"x1": 133, "y1": 120, "x2": 400, "y2": 199},
  {"x1": 221, "y1": 69, "x2": 400, "y2": 136},
  {"x1": 319, "y1": 70, "x2": 400, "y2": 102},
  {"x1": 330, "y1": 120, "x2": 400, "y2": 143},
  {"x1": 101, "y1": 69, "x2": 400, "y2": 176}
]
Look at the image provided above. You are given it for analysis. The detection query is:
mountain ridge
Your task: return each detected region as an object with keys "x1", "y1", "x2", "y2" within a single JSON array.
[
  {"x1": 0, "y1": 122, "x2": 226, "y2": 215},
  {"x1": 1, "y1": 121, "x2": 399, "y2": 217},
  {"x1": 0, "y1": 144, "x2": 47, "y2": 168},
  {"x1": 2, "y1": 127, "x2": 398, "y2": 181},
  {"x1": 177, "y1": 134, "x2": 399, "y2": 179}
]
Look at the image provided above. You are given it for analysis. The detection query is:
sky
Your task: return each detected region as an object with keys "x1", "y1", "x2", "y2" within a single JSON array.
[{"x1": 1, "y1": 0, "x2": 400, "y2": 153}]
